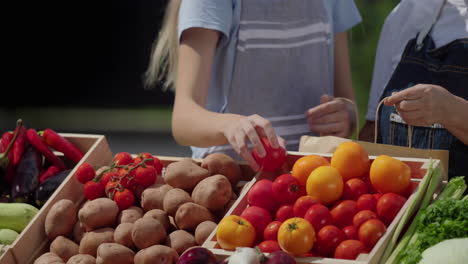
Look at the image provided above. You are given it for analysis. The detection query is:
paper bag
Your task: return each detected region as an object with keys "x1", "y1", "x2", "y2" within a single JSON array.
[{"x1": 299, "y1": 135, "x2": 449, "y2": 180}]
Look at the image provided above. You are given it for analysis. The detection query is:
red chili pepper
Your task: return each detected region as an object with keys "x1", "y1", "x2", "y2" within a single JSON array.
[
  {"x1": 26, "y1": 128, "x2": 66, "y2": 171},
  {"x1": 1, "y1": 132, "x2": 15, "y2": 183},
  {"x1": 39, "y1": 165, "x2": 61, "y2": 183},
  {"x1": 42, "y1": 128, "x2": 84, "y2": 163},
  {"x1": 0, "y1": 132, "x2": 13, "y2": 153},
  {"x1": 12, "y1": 124, "x2": 27, "y2": 166}
]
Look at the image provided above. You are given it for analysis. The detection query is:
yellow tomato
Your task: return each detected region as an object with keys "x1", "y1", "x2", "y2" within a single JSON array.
[
  {"x1": 370, "y1": 155, "x2": 411, "y2": 195},
  {"x1": 278, "y1": 217, "x2": 316, "y2": 255},
  {"x1": 292, "y1": 155, "x2": 330, "y2": 186},
  {"x1": 306, "y1": 166, "x2": 343, "y2": 205},
  {"x1": 216, "y1": 215, "x2": 255, "y2": 250}
]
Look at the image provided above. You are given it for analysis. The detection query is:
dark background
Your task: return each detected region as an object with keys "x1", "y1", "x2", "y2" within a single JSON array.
[{"x1": 6, "y1": 0, "x2": 173, "y2": 107}]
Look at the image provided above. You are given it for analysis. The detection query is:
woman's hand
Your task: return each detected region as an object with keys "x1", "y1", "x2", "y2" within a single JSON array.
[
  {"x1": 222, "y1": 114, "x2": 286, "y2": 171},
  {"x1": 384, "y1": 84, "x2": 453, "y2": 127},
  {"x1": 306, "y1": 95, "x2": 353, "y2": 138}
]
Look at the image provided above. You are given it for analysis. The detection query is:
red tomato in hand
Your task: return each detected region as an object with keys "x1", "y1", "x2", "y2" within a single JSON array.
[
  {"x1": 342, "y1": 226, "x2": 358, "y2": 240},
  {"x1": 313, "y1": 225, "x2": 346, "y2": 257},
  {"x1": 113, "y1": 152, "x2": 133, "y2": 166},
  {"x1": 247, "y1": 179, "x2": 278, "y2": 213},
  {"x1": 252, "y1": 138, "x2": 287, "y2": 172},
  {"x1": 304, "y1": 204, "x2": 333, "y2": 232},
  {"x1": 276, "y1": 204, "x2": 295, "y2": 222},
  {"x1": 272, "y1": 174, "x2": 305, "y2": 205},
  {"x1": 258, "y1": 240, "x2": 282, "y2": 253},
  {"x1": 76, "y1": 163, "x2": 96, "y2": 184},
  {"x1": 342, "y1": 178, "x2": 368, "y2": 200},
  {"x1": 330, "y1": 200, "x2": 358, "y2": 228},
  {"x1": 264, "y1": 221, "x2": 282, "y2": 241},
  {"x1": 334, "y1": 240, "x2": 368, "y2": 260},
  {"x1": 376, "y1": 193, "x2": 406, "y2": 225},
  {"x1": 293, "y1": 195, "x2": 318, "y2": 218},
  {"x1": 358, "y1": 219, "x2": 386, "y2": 248},
  {"x1": 353, "y1": 210, "x2": 377, "y2": 229},
  {"x1": 113, "y1": 188, "x2": 135, "y2": 210},
  {"x1": 356, "y1": 194, "x2": 378, "y2": 212},
  {"x1": 240, "y1": 206, "x2": 272, "y2": 241}
]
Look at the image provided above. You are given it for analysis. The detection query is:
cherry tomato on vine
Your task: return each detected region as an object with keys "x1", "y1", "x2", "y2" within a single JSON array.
[
  {"x1": 100, "y1": 171, "x2": 119, "y2": 187},
  {"x1": 76, "y1": 163, "x2": 95, "y2": 184},
  {"x1": 83, "y1": 180, "x2": 104, "y2": 200},
  {"x1": 113, "y1": 152, "x2": 133, "y2": 166},
  {"x1": 113, "y1": 188, "x2": 135, "y2": 210},
  {"x1": 135, "y1": 166, "x2": 157, "y2": 187}
]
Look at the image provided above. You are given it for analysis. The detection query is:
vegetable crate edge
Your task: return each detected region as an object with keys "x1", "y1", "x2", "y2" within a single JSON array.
[
  {"x1": 202, "y1": 151, "x2": 443, "y2": 264},
  {"x1": 0, "y1": 134, "x2": 112, "y2": 264}
]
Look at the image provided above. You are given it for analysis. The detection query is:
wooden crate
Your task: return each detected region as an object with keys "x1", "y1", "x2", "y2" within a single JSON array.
[
  {"x1": 202, "y1": 151, "x2": 442, "y2": 264},
  {"x1": 0, "y1": 134, "x2": 112, "y2": 264},
  {"x1": 0, "y1": 246, "x2": 15, "y2": 264}
]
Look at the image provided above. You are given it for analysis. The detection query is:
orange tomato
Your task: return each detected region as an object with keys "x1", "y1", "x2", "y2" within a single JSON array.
[
  {"x1": 369, "y1": 155, "x2": 411, "y2": 195},
  {"x1": 292, "y1": 155, "x2": 330, "y2": 186},
  {"x1": 278, "y1": 217, "x2": 316, "y2": 255},
  {"x1": 216, "y1": 215, "x2": 255, "y2": 250},
  {"x1": 331, "y1": 142, "x2": 370, "y2": 181},
  {"x1": 306, "y1": 166, "x2": 343, "y2": 205}
]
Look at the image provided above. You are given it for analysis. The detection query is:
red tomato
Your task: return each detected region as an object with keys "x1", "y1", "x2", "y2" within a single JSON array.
[
  {"x1": 356, "y1": 194, "x2": 378, "y2": 212},
  {"x1": 330, "y1": 200, "x2": 358, "y2": 228},
  {"x1": 334, "y1": 240, "x2": 368, "y2": 260},
  {"x1": 247, "y1": 179, "x2": 278, "y2": 213},
  {"x1": 134, "y1": 153, "x2": 164, "y2": 175},
  {"x1": 342, "y1": 226, "x2": 358, "y2": 240},
  {"x1": 358, "y1": 219, "x2": 386, "y2": 248},
  {"x1": 362, "y1": 173, "x2": 378, "y2": 194},
  {"x1": 101, "y1": 171, "x2": 119, "y2": 187},
  {"x1": 76, "y1": 163, "x2": 96, "y2": 184},
  {"x1": 105, "y1": 180, "x2": 119, "y2": 198},
  {"x1": 258, "y1": 240, "x2": 282, "y2": 253},
  {"x1": 83, "y1": 180, "x2": 104, "y2": 200},
  {"x1": 272, "y1": 174, "x2": 305, "y2": 205},
  {"x1": 264, "y1": 221, "x2": 282, "y2": 241},
  {"x1": 313, "y1": 225, "x2": 346, "y2": 257},
  {"x1": 252, "y1": 138, "x2": 287, "y2": 172},
  {"x1": 113, "y1": 188, "x2": 135, "y2": 210},
  {"x1": 118, "y1": 166, "x2": 138, "y2": 190},
  {"x1": 240, "y1": 206, "x2": 272, "y2": 241},
  {"x1": 135, "y1": 166, "x2": 157, "y2": 187},
  {"x1": 376, "y1": 193, "x2": 406, "y2": 225},
  {"x1": 342, "y1": 178, "x2": 368, "y2": 200},
  {"x1": 113, "y1": 152, "x2": 133, "y2": 166},
  {"x1": 304, "y1": 204, "x2": 333, "y2": 232},
  {"x1": 293, "y1": 196, "x2": 318, "y2": 218},
  {"x1": 373, "y1": 193, "x2": 383, "y2": 201},
  {"x1": 276, "y1": 204, "x2": 295, "y2": 222},
  {"x1": 353, "y1": 210, "x2": 377, "y2": 229}
]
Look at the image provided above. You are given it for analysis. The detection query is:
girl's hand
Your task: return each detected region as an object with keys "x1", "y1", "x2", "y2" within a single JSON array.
[
  {"x1": 384, "y1": 84, "x2": 452, "y2": 127},
  {"x1": 306, "y1": 95, "x2": 353, "y2": 138},
  {"x1": 222, "y1": 114, "x2": 286, "y2": 171}
]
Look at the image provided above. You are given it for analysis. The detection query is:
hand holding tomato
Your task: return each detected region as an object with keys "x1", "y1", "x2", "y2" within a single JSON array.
[{"x1": 252, "y1": 137, "x2": 287, "y2": 172}]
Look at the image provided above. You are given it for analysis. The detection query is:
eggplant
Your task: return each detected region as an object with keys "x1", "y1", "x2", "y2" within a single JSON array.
[
  {"x1": 34, "y1": 169, "x2": 71, "y2": 207},
  {"x1": 10, "y1": 145, "x2": 43, "y2": 203}
]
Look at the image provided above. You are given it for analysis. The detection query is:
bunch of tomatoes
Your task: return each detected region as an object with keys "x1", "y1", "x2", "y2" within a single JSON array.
[
  {"x1": 217, "y1": 141, "x2": 412, "y2": 260},
  {"x1": 75, "y1": 152, "x2": 163, "y2": 210}
]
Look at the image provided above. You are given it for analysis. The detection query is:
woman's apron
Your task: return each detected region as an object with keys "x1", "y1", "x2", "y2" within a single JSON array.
[
  {"x1": 197, "y1": 0, "x2": 334, "y2": 159},
  {"x1": 377, "y1": 0, "x2": 468, "y2": 178}
]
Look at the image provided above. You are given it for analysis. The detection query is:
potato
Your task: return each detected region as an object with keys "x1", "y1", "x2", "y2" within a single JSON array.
[
  {"x1": 191, "y1": 175, "x2": 232, "y2": 211},
  {"x1": 117, "y1": 206, "x2": 143, "y2": 224},
  {"x1": 34, "y1": 252, "x2": 65, "y2": 264},
  {"x1": 132, "y1": 218, "x2": 167, "y2": 249},
  {"x1": 163, "y1": 188, "x2": 193, "y2": 217},
  {"x1": 50, "y1": 236, "x2": 79, "y2": 262},
  {"x1": 78, "y1": 198, "x2": 119, "y2": 231},
  {"x1": 96, "y1": 243, "x2": 134, "y2": 264},
  {"x1": 143, "y1": 209, "x2": 170, "y2": 231},
  {"x1": 66, "y1": 254, "x2": 96, "y2": 264},
  {"x1": 45, "y1": 199, "x2": 77, "y2": 239},
  {"x1": 134, "y1": 245, "x2": 179, "y2": 264},
  {"x1": 194, "y1": 221, "x2": 217, "y2": 245},
  {"x1": 166, "y1": 230, "x2": 197, "y2": 255},
  {"x1": 163, "y1": 159, "x2": 209, "y2": 190},
  {"x1": 174, "y1": 202, "x2": 213, "y2": 231},
  {"x1": 72, "y1": 221, "x2": 86, "y2": 244},
  {"x1": 79, "y1": 227, "x2": 114, "y2": 257},
  {"x1": 201, "y1": 153, "x2": 242, "y2": 185},
  {"x1": 114, "y1": 223, "x2": 135, "y2": 249},
  {"x1": 141, "y1": 184, "x2": 173, "y2": 211}
]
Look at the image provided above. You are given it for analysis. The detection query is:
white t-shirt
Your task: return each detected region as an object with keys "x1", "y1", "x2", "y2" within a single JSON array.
[{"x1": 366, "y1": 0, "x2": 468, "y2": 121}]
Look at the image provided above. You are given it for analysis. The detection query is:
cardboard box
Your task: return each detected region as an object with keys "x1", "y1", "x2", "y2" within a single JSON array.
[{"x1": 202, "y1": 151, "x2": 442, "y2": 264}]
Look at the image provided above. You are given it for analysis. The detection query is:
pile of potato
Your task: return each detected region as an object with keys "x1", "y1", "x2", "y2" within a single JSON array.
[{"x1": 34, "y1": 153, "x2": 247, "y2": 264}]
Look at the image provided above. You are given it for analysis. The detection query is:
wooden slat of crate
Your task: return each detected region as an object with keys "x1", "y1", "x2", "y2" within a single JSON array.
[
  {"x1": 0, "y1": 246, "x2": 16, "y2": 264},
  {"x1": 202, "y1": 151, "x2": 441, "y2": 264},
  {"x1": 5, "y1": 134, "x2": 113, "y2": 264}
]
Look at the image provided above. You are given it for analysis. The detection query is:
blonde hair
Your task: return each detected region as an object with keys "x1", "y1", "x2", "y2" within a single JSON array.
[{"x1": 144, "y1": 0, "x2": 181, "y2": 91}]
